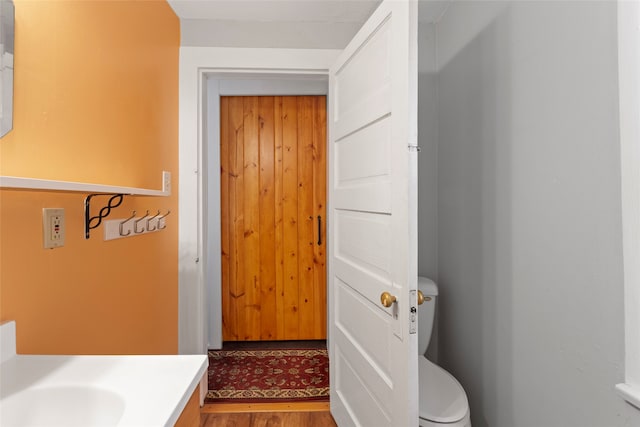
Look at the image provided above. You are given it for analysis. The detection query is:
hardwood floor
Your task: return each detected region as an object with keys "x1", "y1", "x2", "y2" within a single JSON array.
[{"x1": 200, "y1": 411, "x2": 337, "y2": 427}]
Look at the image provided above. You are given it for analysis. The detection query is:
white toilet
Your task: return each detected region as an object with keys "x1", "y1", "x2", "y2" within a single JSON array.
[{"x1": 418, "y1": 277, "x2": 471, "y2": 427}]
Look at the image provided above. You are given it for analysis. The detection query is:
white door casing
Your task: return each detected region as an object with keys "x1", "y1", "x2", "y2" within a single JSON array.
[
  {"x1": 328, "y1": 1, "x2": 419, "y2": 426},
  {"x1": 178, "y1": 48, "x2": 340, "y2": 355},
  {"x1": 178, "y1": 48, "x2": 339, "y2": 403}
]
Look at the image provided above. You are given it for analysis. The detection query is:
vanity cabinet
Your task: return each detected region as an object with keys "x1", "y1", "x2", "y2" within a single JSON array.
[{"x1": 174, "y1": 387, "x2": 201, "y2": 427}]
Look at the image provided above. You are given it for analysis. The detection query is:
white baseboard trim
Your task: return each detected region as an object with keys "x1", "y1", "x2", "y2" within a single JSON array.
[{"x1": 616, "y1": 383, "x2": 640, "y2": 410}]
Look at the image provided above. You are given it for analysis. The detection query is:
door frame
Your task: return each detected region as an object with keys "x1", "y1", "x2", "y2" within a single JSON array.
[
  {"x1": 178, "y1": 47, "x2": 341, "y2": 355},
  {"x1": 209, "y1": 88, "x2": 328, "y2": 346}
]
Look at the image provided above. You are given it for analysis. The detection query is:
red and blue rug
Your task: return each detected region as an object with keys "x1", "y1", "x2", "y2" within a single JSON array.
[{"x1": 206, "y1": 348, "x2": 330, "y2": 403}]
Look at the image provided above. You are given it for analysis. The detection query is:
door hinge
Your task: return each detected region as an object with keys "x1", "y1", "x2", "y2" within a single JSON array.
[{"x1": 408, "y1": 145, "x2": 421, "y2": 152}]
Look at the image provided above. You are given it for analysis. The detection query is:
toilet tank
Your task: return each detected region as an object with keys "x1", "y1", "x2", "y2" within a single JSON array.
[{"x1": 418, "y1": 277, "x2": 438, "y2": 356}]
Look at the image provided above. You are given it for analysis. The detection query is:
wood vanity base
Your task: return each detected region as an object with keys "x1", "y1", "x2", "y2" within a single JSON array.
[{"x1": 175, "y1": 388, "x2": 200, "y2": 427}]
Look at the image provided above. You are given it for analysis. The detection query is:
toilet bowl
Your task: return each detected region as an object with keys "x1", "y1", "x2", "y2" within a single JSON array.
[
  {"x1": 418, "y1": 358, "x2": 471, "y2": 426},
  {"x1": 418, "y1": 277, "x2": 471, "y2": 427}
]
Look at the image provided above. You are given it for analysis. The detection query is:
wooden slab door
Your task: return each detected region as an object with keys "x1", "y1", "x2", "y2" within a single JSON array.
[{"x1": 220, "y1": 95, "x2": 327, "y2": 341}]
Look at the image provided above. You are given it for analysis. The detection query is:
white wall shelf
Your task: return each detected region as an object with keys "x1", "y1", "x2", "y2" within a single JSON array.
[
  {"x1": 1, "y1": 172, "x2": 171, "y2": 239},
  {"x1": 0, "y1": 172, "x2": 171, "y2": 196}
]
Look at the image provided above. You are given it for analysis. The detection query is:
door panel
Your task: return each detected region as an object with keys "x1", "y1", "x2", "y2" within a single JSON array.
[
  {"x1": 243, "y1": 96, "x2": 261, "y2": 339},
  {"x1": 335, "y1": 117, "x2": 391, "y2": 183},
  {"x1": 334, "y1": 343, "x2": 392, "y2": 427},
  {"x1": 334, "y1": 209, "x2": 393, "y2": 314},
  {"x1": 220, "y1": 97, "x2": 232, "y2": 339},
  {"x1": 334, "y1": 116, "x2": 393, "y2": 214},
  {"x1": 333, "y1": 18, "x2": 392, "y2": 142},
  {"x1": 274, "y1": 97, "x2": 285, "y2": 339},
  {"x1": 329, "y1": 0, "x2": 418, "y2": 426},
  {"x1": 312, "y1": 96, "x2": 328, "y2": 339},
  {"x1": 335, "y1": 279, "x2": 392, "y2": 380},
  {"x1": 221, "y1": 96, "x2": 327, "y2": 341},
  {"x1": 258, "y1": 97, "x2": 277, "y2": 339},
  {"x1": 281, "y1": 96, "x2": 300, "y2": 339},
  {"x1": 297, "y1": 96, "x2": 316, "y2": 338}
]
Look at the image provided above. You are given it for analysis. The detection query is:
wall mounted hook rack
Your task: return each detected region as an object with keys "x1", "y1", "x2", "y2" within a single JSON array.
[
  {"x1": 104, "y1": 209, "x2": 170, "y2": 241},
  {"x1": 157, "y1": 210, "x2": 171, "y2": 230},
  {"x1": 119, "y1": 211, "x2": 137, "y2": 236},
  {"x1": 146, "y1": 210, "x2": 161, "y2": 232},
  {"x1": 134, "y1": 210, "x2": 150, "y2": 234}
]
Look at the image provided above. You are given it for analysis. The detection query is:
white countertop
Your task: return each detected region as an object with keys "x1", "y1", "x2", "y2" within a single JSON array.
[{"x1": 0, "y1": 322, "x2": 208, "y2": 427}]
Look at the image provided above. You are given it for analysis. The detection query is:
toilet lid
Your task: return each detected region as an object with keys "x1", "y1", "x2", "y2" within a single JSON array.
[{"x1": 418, "y1": 357, "x2": 469, "y2": 423}]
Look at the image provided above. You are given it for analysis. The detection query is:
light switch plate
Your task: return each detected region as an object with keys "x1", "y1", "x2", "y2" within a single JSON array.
[{"x1": 43, "y1": 208, "x2": 65, "y2": 249}]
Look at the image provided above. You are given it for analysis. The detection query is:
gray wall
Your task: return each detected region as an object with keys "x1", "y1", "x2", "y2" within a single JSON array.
[
  {"x1": 418, "y1": 1, "x2": 640, "y2": 426},
  {"x1": 418, "y1": 20, "x2": 438, "y2": 283},
  {"x1": 418, "y1": 20, "x2": 439, "y2": 361}
]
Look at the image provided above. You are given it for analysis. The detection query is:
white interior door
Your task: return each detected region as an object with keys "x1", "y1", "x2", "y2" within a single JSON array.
[{"x1": 328, "y1": 1, "x2": 419, "y2": 426}]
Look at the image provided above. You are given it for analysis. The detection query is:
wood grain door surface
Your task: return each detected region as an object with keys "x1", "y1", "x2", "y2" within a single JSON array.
[{"x1": 220, "y1": 96, "x2": 327, "y2": 341}]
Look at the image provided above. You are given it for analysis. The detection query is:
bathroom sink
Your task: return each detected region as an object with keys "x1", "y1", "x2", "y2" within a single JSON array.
[
  {"x1": 0, "y1": 386, "x2": 125, "y2": 427},
  {"x1": 0, "y1": 321, "x2": 208, "y2": 427}
]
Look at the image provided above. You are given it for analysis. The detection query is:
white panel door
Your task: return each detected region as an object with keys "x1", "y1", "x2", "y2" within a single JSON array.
[{"x1": 328, "y1": 1, "x2": 419, "y2": 426}]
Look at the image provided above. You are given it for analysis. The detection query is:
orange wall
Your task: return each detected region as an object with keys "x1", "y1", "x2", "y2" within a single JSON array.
[{"x1": 0, "y1": 0, "x2": 180, "y2": 354}]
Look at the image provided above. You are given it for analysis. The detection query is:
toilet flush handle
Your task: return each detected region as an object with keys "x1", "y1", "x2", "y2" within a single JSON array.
[{"x1": 417, "y1": 290, "x2": 431, "y2": 305}]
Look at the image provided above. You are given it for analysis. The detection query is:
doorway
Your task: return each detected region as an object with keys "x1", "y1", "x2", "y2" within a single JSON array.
[
  {"x1": 219, "y1": 95, "x2": 327, "y2": 341},
  {"x1": 207, "y1": 93, "x2": 330, "y2": 409},
  {"x1": 200, "y1": 75, "x2": 331, "y2": 350}
]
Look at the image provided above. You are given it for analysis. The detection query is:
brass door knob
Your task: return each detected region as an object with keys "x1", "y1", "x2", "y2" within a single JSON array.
[
  {"x1": 380, "y1": 291, "x2": 397, "y2": 308},
  {"x1": 417, "y1": 290, "x2": 431, "y2": 305}
]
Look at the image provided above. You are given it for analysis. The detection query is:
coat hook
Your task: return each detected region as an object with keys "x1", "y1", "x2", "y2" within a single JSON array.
[
  {"x1": 146, "y1": 210, "x2": 161, "y2": 232},
  {"x1": 134, "y1": 210, "x2": 149, "y2": 234},
  {"x1": 157, "y1": 210, "x2": 171, "y2": 230},
  {"x1": 119, "y1": 211, "x2": 136, "y2": 236}
]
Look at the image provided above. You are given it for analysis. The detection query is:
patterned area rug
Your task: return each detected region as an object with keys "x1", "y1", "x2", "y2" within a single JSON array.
[{"x1": 206, "y1": 348, "x2": 329, "y2": 403}]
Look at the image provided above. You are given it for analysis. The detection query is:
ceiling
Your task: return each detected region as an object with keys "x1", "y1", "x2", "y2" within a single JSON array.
[{"x1": 167, "y1": 0, "x2": 451, "y2": 49}]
